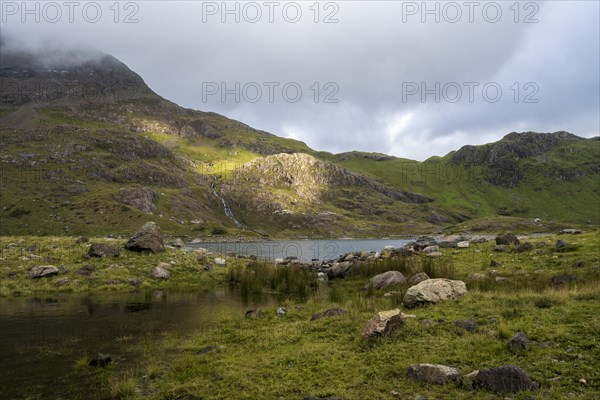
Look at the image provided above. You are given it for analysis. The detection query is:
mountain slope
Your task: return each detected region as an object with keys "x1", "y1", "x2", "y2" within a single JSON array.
[{"x1": 1, "y1": 46, "x2": 598, "y2": 237}]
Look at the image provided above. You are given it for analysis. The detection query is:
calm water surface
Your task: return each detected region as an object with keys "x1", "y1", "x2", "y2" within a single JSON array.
[
  {"x1": 0, "y1": 288, "x2": 284, "y2": 400},
  {"x1": 189, "y1": 238, "x2": 413, "y2": 261}
]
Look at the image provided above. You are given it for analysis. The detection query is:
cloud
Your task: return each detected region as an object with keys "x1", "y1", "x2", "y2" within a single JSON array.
[{"x1": 2, "y1": 0, "x2": 598, "y2": 160}]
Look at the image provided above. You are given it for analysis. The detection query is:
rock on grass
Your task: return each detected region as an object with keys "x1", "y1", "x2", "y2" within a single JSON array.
[
  {"x1": 407, "y1": 364, "x2": 461, "y2": 384},
  {"x1": 125, "y1": 222, "x2": 164, "y2": 253},
  {"x1": 403, "y1": 279, "x2": 467, "y2": 308},
  {"x1": 472, "y1": 365, "x2": 538, "y2": 393}
]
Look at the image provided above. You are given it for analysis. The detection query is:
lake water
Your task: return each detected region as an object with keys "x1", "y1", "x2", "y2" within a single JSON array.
[
  {"x1": 0, "y1": 239, "x2": 412, "y2": 399},
  {"x1": 187, "y1": 238, "x2": 413, "y2": 261},
  {"x1": 0, "y1": 288, "x2": 286, "y2": 400}
]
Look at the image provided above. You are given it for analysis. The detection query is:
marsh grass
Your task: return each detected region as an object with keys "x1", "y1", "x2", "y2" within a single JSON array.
[
  {"x1": 108, "y1": 373, "x2": 137, "y2": 399},
  {"x1": 228, "y1": 260, "x2": 318, "y2": 298}
]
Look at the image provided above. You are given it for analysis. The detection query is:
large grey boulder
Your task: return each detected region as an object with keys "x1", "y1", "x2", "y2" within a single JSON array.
[
  {"x1": 403, "y1": 278, "x2": 467, "y2": 308},
  {"x1": 366, "y1": 271, "x2": 406, "y2": 290},
  {"x1": 472, "y1": 365, "x2": 538, "y2": 393},
  {"x1": 125, "y1": 222, "x2": 164, "y2": 253},
  {"x1": 407, "y1": 364, "x2": 461, "y2": 385},
  {"x1": 29, "y1": 265, "x2": 59, "y2": 279}
]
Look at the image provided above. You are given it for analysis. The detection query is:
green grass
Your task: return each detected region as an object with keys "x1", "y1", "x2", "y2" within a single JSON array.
[
  {"x1": 0, "y1": 235, "x2": 237, "y2": 297},
  {"x1": 64, "y1": 231, "x2": 600, "y2": 400}
]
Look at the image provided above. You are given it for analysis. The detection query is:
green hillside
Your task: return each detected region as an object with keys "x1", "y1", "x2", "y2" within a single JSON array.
[{"x1": 1, "y1": 48, "x2": 598, "y2": 238}]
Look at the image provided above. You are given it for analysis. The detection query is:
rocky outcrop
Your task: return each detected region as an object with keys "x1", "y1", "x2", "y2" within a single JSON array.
[
  {"x1": 450, "y1": 131, "x2": 590, "y2": 188},
  {"x1": 125, "y1": 222, "x2": 164, "y2": 253},
  {"x1": 403, "y1": 279, "x2": 467, "y2": 308},
  {"x1": 222, "y1": 153, "x2": 431, "y2": 208},
  {"x1": 113, "y1": 187, "x2": 158, "y2": 213}
]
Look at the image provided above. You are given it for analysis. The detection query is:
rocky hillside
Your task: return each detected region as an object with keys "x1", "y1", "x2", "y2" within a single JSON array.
[
  {"x1": 450, "y1": 131, "x2": 599, "y2": 188},
  {"x1": 1, "y1": 46, "x2": 598, "y2": 237}
]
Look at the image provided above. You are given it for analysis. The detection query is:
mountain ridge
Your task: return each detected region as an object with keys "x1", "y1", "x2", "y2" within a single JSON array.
[{"x1": 1, "y1": 47, "x2": 598, "y2": 237}]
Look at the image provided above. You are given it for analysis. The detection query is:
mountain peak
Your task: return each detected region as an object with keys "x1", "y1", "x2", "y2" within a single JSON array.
[{"x1": 0, "y1": 46, "x2": 153, "y2": 105}]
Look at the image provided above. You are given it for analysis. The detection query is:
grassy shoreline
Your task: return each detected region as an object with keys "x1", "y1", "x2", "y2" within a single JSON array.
[{"x1": 2, "y1": 232, "x2": 599, "y2": 399}]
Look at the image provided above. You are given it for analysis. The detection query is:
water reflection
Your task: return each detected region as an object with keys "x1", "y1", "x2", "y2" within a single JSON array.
[{"x1": 0, "y1": 287, "x2": 292, "y2": 400}]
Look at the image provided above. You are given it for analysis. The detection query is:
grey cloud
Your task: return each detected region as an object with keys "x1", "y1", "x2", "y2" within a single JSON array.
[{"x1": 2, "y1": 0, "x2": 598, "y2": 160}]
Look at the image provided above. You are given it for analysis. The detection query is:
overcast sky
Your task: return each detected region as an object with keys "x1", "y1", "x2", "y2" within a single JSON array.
[{"x1": 2, "y1": 0, "x2": 599, "y2": 160}]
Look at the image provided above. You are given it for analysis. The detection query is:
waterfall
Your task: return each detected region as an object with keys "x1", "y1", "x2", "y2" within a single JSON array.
[{"x1": 212, "y1": 189, "x2": 243, "y2": 227}]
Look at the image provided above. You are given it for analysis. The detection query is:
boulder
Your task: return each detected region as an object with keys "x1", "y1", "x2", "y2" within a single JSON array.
[
  {"x1": 495, "y1": 234, "x2": 520, "y2": 246},
  {"x1": 89, "y1": 353, "x2": 112, "y2": 367},
  {"x1": 366, "y1": 271, "x2": 406, "y2": 290},
  {"x1": 29, "y1": 265, "x2": 59, "y2": 279},
  {"x1": 507, "y1": 332, "x2": 530, "y2": 353},
  {"x1": 244, "y1": 309, "x2": 263, "y2": 318},
  {"x1": 55, "y1": 277, "x2": 70, "y2": 286},
  {"x1": 466, "y1": 273, "x2": 486, "y2": 281},
  {"x1": 472, "y1": 365, "x2": 538, "y2": 393},
  {"x1": 75, "y1": 236, "x2": 89, "y2": 244},
  {"x1": 555, "y1": 239, "x2": 566, "y2": 249},
  {"x1": 126, "y1": 278, "x2": 143, "y2": 286},
  {"x1": 403, "y1": 279, "x2": 467, "y2": 308},
  {"x1": 408, "y1": 272, "x2": 430, "y2": 285},
  {"x1": 362, "y1": 309, "x2": 414, "y2": 338},
  {"x1": 75, "y1": 264, "x2": 95, "y2": 276},
  {"x1": 87, "y1": 243, "x2": 120, "y2": 257},
  {"x1": 515, "y1": 243, "x2": 533, "y2": 252},
  {"x1": 170, "y1": 238, "x2": 185, "y2": 248},
  {"x1": 214, "y1": 257, "x2": 226, "y2": 266},
  {"x1": 311, "y1": 308, "x2": 348, "y2": 321},
  {"x1": 494, "y1": 245, "x2": 508, "y2": 252},
  {"x1": 327, "y1": 261, "x2": 353, "y2": 279},
  {"x1": 454, "y1": 319, "x2": 478, "y2": 332},
  {"x1": 422, "y1": 245, "x2": 440, "y2": 253},
  {"x1": 439, "y1": 241, "x2": 458, "y2": 249},
  {"x1": 560, "y1": 228, "x2": 581, "y2": 234},
  {"x1": 456, "y1": 241, "x2": 470, "y2": 248},
  {"x1": 125, "y1": 222, "x2": 164, "y2": 253},
  {"x1": 407, "y1": 364, "x2": 461, "y2": 385},
  {"x1": 276, "y1": 307, "x2": 287, "y2": 316},
  {"x1": 152, "y1": 266, "x2": 170, "y2": 279},
  {"x1": 469, "y1": 235, "x2": 488, "y2": 244}
]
